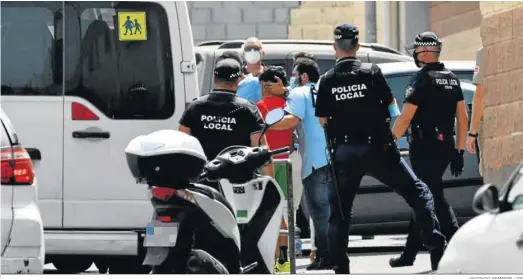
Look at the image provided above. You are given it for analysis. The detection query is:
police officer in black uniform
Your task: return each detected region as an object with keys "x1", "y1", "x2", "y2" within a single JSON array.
[
  {"x1": 179, "y1": 57, "x2": 274, "y2": 190},
  {"x1": 389, "y1": 32, "x2": 468, "y2": 268},
  {"x1": 314, "y1": 24, "x2": 447, "y2": 273}
]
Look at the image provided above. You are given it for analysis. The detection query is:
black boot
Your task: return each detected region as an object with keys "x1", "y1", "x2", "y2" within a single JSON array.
[
  {"x1": 430, "y1": 246, "x2": 446, "y2": 271},
  {"x1": 333, "y1": 264, "x2": 350, "y2": 274},
  {"x1": 389, "y1": 255, "x2": 415, "y2": 268}
]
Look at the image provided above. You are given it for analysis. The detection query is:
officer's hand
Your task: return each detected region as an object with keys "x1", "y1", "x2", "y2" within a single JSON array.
[
  {"x1": 263, "y1": 76, "x2": 286, "y2": 96},
  {"x1": 450, "y1": 150, "x2": 465, "y2": 177},
  {"x1": 466, "y1": 137, "x2": 476, "y2": 154}
]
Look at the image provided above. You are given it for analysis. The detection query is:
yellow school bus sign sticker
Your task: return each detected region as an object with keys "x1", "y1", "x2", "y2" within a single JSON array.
[{"x1": 118, "y1": 12, "x2": 147, "y2": 41}]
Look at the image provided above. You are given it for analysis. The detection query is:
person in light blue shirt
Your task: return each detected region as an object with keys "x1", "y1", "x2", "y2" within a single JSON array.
[
  {"x1": 269, "y1": 58, "x2": 334, "y2": 271},
  {"x1": 237, "y1": 74, "x2": 262, "y2": 104}
]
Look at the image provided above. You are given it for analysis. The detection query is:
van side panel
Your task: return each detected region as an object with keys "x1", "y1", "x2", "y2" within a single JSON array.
[
  {"x1": 174, "y1": 1, "x2": 199, "y2": 104},
  {"x1": 2, "y1": 99, "x2": 64, "y2": 229},
  {"x1": 1, "y1": 1, "x2": 65, "y2": 229}
]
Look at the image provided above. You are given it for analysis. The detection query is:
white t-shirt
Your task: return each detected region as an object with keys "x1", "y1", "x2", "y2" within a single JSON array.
[{"x1": 472, "y1": 47, "x2": 483, "y2": 85}]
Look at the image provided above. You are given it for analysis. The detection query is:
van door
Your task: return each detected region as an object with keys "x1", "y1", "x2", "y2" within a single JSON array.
[
  {"x1": 1, "y1": 1, "x2": 64, "y2": 229},
  {"x1": 62, "y1": 1, "x2": 186, "y2": 229}
]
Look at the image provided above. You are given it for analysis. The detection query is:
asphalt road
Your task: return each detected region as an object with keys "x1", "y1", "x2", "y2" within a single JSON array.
[{"x1": 44, "y1": 235, "x2": 433, "y2": 274}]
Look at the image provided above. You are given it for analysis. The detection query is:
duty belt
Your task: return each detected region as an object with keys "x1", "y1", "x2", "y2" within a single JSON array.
[
  {"x1": 332, "y1": 134, "x2": 382, "y2": 145},
  {"x1": 409, "y1": 125, "x2": 454, "y2": 142}
]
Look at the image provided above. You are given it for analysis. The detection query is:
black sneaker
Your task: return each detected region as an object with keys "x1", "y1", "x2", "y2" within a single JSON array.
[
  {"x1": 306, "y1": 257, "x2": 337, "y2": 270},
  {"x1": 306, "y1": 258, "x2": 322, "y2": 270},
  {"x1": 430, "y1": 246, "x2": 445, "y2": 271},
  {"x1": 389, "y1": 255, "x2": 415, "y2": 268}
]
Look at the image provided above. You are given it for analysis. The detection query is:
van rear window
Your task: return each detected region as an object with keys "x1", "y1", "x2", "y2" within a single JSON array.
[
  {"x1": 64, "y1": 2, "x2": 175, "y2": 119},
  {"x1": 1, "y1": 2, "x2": 62, "y2": 96},
  {"x1": 1, "y1": 1, "x2": 175, "y2": 120}
]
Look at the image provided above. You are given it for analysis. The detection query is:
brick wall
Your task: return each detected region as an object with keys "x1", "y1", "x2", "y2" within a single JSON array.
[
  {"x1": 187, "y1": 1, "x2": 300, "y2": 43},
  {"x1": 288, "y1": 1, "x2": 368, "y2": 41},
  {"x1": 479, "y1": 2, "x2": 523, "y2": 187},
  {"x1": 429, "y1": 1, "x2": 482, "y2": 60}
]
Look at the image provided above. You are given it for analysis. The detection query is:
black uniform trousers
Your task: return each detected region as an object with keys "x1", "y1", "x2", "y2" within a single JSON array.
[
  {"x1": 328, "y1": 142, "x2": 446, "y2": 273},
  {"x1": 402, "y1": 137, "x2": 459, "y2": 259}
]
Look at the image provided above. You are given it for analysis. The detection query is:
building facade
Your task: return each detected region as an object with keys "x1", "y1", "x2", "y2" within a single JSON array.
[{"x1": 478, "y1": 2, "x2": 523, "y2": 187}]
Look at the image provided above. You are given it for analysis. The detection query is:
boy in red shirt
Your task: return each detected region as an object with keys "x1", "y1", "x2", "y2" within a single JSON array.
[{"x1": 258, "y1": 66, "x2": 294, "y2": 272}]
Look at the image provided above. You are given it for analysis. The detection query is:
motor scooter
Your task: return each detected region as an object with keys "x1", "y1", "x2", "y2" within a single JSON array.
[{"x1": 124, "y1": 108, "x2": 289, "y2": 274}]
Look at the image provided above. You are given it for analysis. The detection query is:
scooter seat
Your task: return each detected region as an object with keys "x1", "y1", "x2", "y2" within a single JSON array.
[{"x1": 191, "y1": 183, "x2": 235, "y2": 217}]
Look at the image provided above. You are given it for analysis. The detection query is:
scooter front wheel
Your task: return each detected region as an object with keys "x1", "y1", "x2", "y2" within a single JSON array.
[
  {"x1": 186, "y1": 249, "x2": 229, "y2": 274},
  {"x1": 150, "y1": 249, "x2": 229, "y2": 274}
]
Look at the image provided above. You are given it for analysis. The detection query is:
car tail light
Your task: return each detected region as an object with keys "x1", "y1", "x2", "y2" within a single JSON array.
[
  {"x1": 72, "y1": 102, "x2": 99, "y2": 120},
  {"x1": 1, "y1": 145, "x2": 35, "y2": 185},
  {"x1": 156, "y1": 216, "x2": 171, "y2": 222}
]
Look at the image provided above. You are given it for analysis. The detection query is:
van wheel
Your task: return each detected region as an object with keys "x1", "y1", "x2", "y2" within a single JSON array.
[
  {"x1": 108, "y1": 257, "x2": 151, "y2": 274},
  {"x1": 94, "y1": 259, "x2": 110, "y2": 274},
  {"x1": 53, "y1": 256, "x2": 93, "y2": 273}
]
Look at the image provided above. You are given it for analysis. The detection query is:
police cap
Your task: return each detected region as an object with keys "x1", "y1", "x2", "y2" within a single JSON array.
[
  {"x1": 407, "y1": 31, "x2": 442, "y2": 49},
  {"x1": 214, "y1": 58, "x2": 242, "y2": 81},
  {"x1": 333, "y1": 23, "x2": 359, "y2": 41}
]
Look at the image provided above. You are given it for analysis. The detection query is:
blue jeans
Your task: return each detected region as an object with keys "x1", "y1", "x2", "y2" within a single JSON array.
[{"x1": 302, "y1": 165, "x2": 333, "y2": 260}]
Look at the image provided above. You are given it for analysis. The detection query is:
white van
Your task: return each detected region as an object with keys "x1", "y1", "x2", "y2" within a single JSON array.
[{"x1": 1, "y1": 1, "x2": 198, "y2": 273}]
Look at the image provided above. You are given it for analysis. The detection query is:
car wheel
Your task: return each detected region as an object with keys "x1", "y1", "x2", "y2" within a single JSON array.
[{"x1": 53, "y1": 256, "x2": 93, "y2": 273}]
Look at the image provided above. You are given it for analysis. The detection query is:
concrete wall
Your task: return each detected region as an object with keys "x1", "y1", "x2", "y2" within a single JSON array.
[
  {"x1": 187, "y1": 1, "x2": 300, "y2": 44},
  {"x1": 187, "y1": 1, "x2": 427, "y2": 52},
  {"x1": 429, "y1": 1, "x2": 483, "y2": 60},
  {"x1": 399, "y1": 2, "x2": 431, "y2": 54},
  {"x1": 478, "y1": 1, "x2": 523, "y2": 188}
]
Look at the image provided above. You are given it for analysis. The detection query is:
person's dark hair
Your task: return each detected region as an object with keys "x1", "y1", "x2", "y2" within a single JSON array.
[
  {"x1": 293, "y1": 59, "x2": 320, "y2": 83},
  {"x1": 217, "y1": 51, "x2": 244, "y2": 65},
  {"x1": 214, "y1": 76, "x2": 238, "y2": 85},
  {"x1": 293, "y1": 51, "x2": 317, "y2": 62},
  {"x1": 335, "y1": 39, "x2": 358, "y2": 53},
  {"x1": 258, "y1": 66, "x2": 289, "y2": 87}
]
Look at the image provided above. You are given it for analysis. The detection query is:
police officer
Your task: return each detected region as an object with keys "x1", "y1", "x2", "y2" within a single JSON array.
[
  {"x1": 179, "y1": 58, "x2": 274, "y2": 190},
  {"x1": 389, "y1": 32, "x2": 468, "y2": 268},
  {"x1": 314, "y1": 24, "x2": 447, "y2": 274}
]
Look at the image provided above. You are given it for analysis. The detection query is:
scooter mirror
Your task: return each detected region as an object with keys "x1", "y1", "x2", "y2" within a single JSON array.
[
  {"x1": 265, "y1": 108, "x2": 285, "y2": 126},
  {"x1": 258, "y1": 108, "x2": 285, "y2": 146}
]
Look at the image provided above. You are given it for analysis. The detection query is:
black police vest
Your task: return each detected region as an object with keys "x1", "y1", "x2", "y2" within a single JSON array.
[
  {"x1": 410, "y1": 67, "x2": 461, "y2": 136},
  {"x1": 322, "y1": 63, "x2": 390, "y2": 143},
  {"x1": 191, "y1": 92, "x2": 254, "y2": 160}
]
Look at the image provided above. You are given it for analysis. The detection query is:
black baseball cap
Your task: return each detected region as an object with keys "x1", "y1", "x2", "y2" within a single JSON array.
[
  {"x1": 406, "y1": 31, "x2": 442, "y2": 53},
  {"x1": 214, "y1": 58, "x2": 242, "y2": 81},
  {"x1": 333, "y1": 23, "x2": 359, "y2": 41},
  {"x1": 217, "y1": 51, "x2": 244, "y2": 65}
]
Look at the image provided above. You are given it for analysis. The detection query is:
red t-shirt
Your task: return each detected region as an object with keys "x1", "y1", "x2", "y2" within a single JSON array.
[{"x1": 256, "y1": 96, "x2": 294, "y2": 159}]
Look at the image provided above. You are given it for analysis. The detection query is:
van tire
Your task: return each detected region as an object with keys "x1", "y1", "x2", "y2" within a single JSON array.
[
  {"x1": 109, "y1": 257, "x2": 151, "y2": 274},
  {"x1": 94, "y1": 259, "x2": 110, "y2": 274},
  {"x1": 53, "y1": 256, "x2": 93, "y2": 273}
]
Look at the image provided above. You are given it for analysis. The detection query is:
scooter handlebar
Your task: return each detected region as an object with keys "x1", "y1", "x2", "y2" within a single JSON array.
[{"x1": 269, "y1": 147, "x2": 290, "y2": 157}]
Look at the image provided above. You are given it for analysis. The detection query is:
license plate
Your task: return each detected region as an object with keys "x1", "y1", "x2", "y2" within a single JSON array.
[{"x1": 144, "y1": 222, "x2": 179, "y2": 247}]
